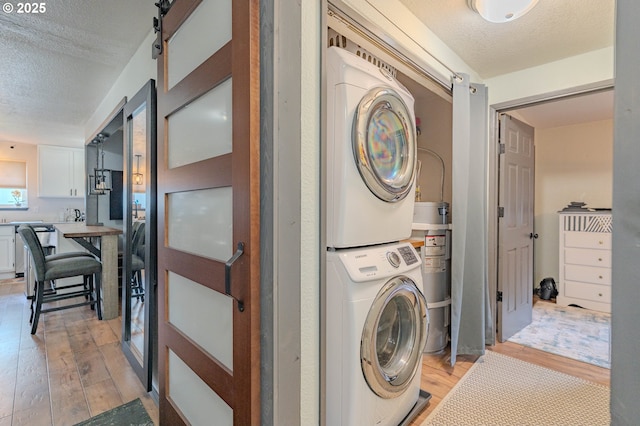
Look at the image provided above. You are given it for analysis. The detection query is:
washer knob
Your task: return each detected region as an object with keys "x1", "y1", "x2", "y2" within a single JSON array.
[{"x1": 386, "y1": 251, "x2": 401, "y2": 268}]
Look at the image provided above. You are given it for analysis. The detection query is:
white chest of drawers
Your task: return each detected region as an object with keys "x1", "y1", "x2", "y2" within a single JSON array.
[{"x1": 557, "y1": 212, "x2": 612, "y2": 313}]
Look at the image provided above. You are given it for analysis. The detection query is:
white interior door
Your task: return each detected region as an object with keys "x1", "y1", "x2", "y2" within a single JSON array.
[{"x1": 497, "y1": 113, "x2": 535, "y2": 341}]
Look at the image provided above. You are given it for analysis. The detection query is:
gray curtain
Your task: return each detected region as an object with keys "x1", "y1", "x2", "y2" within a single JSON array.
[{"x1": 449, "y1": 73, "x2": 492, "y2": 365}]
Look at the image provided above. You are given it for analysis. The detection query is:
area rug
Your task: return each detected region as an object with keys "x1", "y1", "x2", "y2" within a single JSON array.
[
  {"x1": 422, "y1": 351, "x2": 610, "y2": 426},
  {"x1": 507, "y1": 302, "x2": 611, "y2": 368},
  {"x1": 74, "y1": 398, "x2": 153, "y2": 426}
]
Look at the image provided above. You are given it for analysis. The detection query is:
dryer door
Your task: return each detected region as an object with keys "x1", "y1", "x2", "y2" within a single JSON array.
[
  {"x1": 361, "y1": 275, "x2": 428, "y2": 399},
  {"x1": 353, "y1": 86, "x2": 416, "y2": 202}
]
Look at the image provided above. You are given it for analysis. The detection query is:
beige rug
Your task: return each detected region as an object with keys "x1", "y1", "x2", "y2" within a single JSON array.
[{"x1": 422, "y1": 351, "x2": 610, "y2": 426}]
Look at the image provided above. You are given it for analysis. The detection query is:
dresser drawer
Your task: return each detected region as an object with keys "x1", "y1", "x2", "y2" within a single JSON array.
[
  {"x1": 564, "y1": 280, "x2": 611, "y2": 304},
  {"x1": 564, "y1": 248, "x2": 611, "y2": 267},
  {"x1": 565, "y1": 264, "x2": 611, "y2": 285},
  {"x1": 564, "y1": 232, "x2": 611, "y2": 249}
]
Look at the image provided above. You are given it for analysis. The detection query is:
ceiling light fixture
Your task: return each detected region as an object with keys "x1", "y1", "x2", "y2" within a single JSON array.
[
  {"x1": 468, "y1": 0, "x2": 539, "y2": 23},
  {"x1": 133, "y1": 154, "x2": 144, "y2": 185},
  {"x1": 89, "y1": 133, "x2": 112, "y2": 195}
]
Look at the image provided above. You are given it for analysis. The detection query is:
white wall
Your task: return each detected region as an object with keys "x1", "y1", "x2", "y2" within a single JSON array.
[
  {"x1": 485, "y1": 47, "x2": 614, "y2": 106},
  {"x1": 84, "y1": 30, "x2": 157, "y2": 140},
  {"x1": 534, "y1": 119, "x2": 613, "y2": 287}
]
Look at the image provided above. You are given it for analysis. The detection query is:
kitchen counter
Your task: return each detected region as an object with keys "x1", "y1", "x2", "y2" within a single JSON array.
[{"x1": 0, "y1": 220, "x2": 88, "y2": 226}]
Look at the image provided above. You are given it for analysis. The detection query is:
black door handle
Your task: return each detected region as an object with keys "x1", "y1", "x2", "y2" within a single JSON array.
[
  {"x1": 225, "y1": 242, "x2": 245, "y2": 311},
  {"x1": 529, "y1": 233, "x2": 539, "y2": 239}
]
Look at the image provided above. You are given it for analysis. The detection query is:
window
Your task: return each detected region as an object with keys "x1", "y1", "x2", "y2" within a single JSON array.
[{"x1": 0, "y1": 160, "x2": 28, "y2": 209}]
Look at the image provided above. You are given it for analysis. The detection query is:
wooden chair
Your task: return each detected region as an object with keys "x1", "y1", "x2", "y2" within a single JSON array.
[{"x1": 18, "y1": 224, "x2": 103, "y2": 334}]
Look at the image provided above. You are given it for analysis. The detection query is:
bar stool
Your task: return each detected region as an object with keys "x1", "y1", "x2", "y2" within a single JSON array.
[{"x1": 18, "y1": 225, "x2": 103, "y2": 334}]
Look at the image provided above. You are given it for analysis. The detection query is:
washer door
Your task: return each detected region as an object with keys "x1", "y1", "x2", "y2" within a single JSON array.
[
  {"x1": 361, "y1": 275, "x2": 428, "y2": 399},
  {"x1": 352, "y1": 86, "x2": 416, "y2": 202}
]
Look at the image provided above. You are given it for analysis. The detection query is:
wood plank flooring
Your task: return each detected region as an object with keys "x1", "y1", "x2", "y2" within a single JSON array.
[
  {"x1": 1, "y1": 278, "x2": 609, "y2": 425},
  {"x1": 0, "y1": 279, "x2": 158, "y2": 426}
]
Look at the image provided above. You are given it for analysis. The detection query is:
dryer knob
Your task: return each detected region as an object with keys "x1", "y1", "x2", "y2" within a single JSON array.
[{"x1": 386, "y1": 251, "x2": 401, "y2": 268}]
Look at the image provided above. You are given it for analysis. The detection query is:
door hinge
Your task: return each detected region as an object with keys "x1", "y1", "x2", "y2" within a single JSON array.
[
  {"x1": 499, "y1": 143, "x2": 505, "y2": 154},
  {"x1": 498, "y1": 207, "x2": 504, "y2": 218},
  {"x1": 497, "y1": 291, "x2": 503, "y2": 302}
]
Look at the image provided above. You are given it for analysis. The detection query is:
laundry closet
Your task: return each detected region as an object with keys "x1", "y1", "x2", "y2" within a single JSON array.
[{"x1": 323, "y1": 7, "x2": 453, "y2": 425}]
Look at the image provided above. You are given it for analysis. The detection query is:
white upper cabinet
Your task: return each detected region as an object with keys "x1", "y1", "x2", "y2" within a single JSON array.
[{"x1": 38, "y1": 146, "x2": 85, "y2": 198}]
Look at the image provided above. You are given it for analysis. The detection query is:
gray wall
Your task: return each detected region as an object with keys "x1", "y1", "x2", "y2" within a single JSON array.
[{"x1": 611, "y1": 0, "x2": 640, "y2": 423}]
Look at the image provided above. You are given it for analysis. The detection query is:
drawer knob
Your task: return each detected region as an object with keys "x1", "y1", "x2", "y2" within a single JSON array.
[
  {"x1": 598, "y1": 258, "x2": 603, "y2": 262},
  {"x1": 599, "y1": 241, "x2": 603, "y2": 245},
  {"x1": 599, "y1": 275, "x2": 603, "y2": 279},
  {"x1": 599, "y1": 293, "x2": 603, "y2": 297}
]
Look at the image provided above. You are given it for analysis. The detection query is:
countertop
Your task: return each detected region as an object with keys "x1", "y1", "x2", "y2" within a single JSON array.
[
  {"x1": 55, "y1": 223, "x2": 122, "y2": 237},
  {"x1": 0, "y1": 220, "x2": 86, "y2": 227}
]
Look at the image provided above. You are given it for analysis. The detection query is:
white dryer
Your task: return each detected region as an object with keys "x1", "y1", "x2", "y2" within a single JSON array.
[
  {"x1": 326, "y1": 46, "x2": 418, "y2": 249},
  {"x1": 326, "y1": 241, "x2": 428, "y2": 426}
]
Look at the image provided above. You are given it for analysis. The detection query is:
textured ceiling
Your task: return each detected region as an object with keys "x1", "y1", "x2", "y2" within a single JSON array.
[
  {"x1": 0, "y1": 1, "x2": 616, "y2": 147},
  {"x1": 399, "y1": 0, "x2": 615, "y2": 128},
  {"x1": 0, "y1": 0, "x2": 154, "y2": 147},
  {"x1": 399, "y1": 0, "x2": 615, "y2": 79}
]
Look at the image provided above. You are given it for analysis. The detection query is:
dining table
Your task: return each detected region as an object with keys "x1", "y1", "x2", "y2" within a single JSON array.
[{"x1": 54, "y1": 223, "x2": 123, "y2": 320}]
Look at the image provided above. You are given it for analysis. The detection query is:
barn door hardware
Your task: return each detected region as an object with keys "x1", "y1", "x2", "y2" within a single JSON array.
[
  {"x1": 225, "y1": 242, "x2": 245, "y2": 312},
  {"x1": 152, "y1": 0, "x2": 173, "y2": 59}
]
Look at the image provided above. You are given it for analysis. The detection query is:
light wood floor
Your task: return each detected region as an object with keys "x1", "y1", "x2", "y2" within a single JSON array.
[
  {"x1": 0, "y1": 279, "x2": 609, "y2": 426},
  {"x1": 0, "y1": 279, "x2": 159, "y2": 426}
]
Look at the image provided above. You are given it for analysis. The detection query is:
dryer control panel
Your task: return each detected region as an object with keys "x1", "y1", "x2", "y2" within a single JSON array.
[{"x1": 336, "y1": 242, "x2": 422, "y2": 282}]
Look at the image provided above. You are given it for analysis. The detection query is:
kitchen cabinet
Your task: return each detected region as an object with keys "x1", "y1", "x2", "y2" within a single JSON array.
[
  {"x1": 0, "y1": 226, "x2": 15, "y2": 278},
  {"x1": 557, "y1": 211, "x2": 612, "y2": 313},
  {"x1": 38, "y1": 145, "x2": 85, "y2": 198}
]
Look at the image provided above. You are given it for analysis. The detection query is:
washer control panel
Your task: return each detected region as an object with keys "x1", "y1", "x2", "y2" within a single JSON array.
[{"x1": 335, "y1": 242, "x2": 422, "y2": 282}]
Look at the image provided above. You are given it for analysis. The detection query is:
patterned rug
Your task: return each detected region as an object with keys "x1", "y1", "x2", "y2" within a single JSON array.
[
  {"x1": 422, "y1": 351, "x2": 610, "y2": 426},
  {"x1": 507, "y1": 302, "x2": 611, "y2": 368},
  {"x1": 73, "y1": 398, "x2": 153, "y2": 426}
]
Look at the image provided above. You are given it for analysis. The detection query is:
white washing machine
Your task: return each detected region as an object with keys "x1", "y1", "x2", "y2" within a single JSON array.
[
  {"x1": 326, "y1": 46, "x2": 418, "y2": 249},
  {"x1": 326, "y1": 241, "x2": 428, "y2": 425}
]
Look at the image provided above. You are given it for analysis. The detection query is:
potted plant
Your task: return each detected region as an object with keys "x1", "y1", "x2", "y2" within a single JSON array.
[{"x1": 11, "y1": 190, "x2": 23, "y2": 207}]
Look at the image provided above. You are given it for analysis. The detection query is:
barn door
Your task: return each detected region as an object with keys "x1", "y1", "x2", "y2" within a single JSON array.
[{"x1": 156, "y1": 0, "x2": 260, "y2": 424}]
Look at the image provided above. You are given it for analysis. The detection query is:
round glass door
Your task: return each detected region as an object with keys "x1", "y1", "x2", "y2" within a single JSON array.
[
  {"x1": 353, "y1": 87, "x2": 416, "y2": 202},
  {"x1": 361, "y1": 276, "x2": 428, "y2": 399}
]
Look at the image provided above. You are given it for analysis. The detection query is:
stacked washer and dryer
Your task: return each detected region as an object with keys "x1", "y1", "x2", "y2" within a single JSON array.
[{"x1": 325, "y1": 43, "x2": 430, "y2": 425}]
